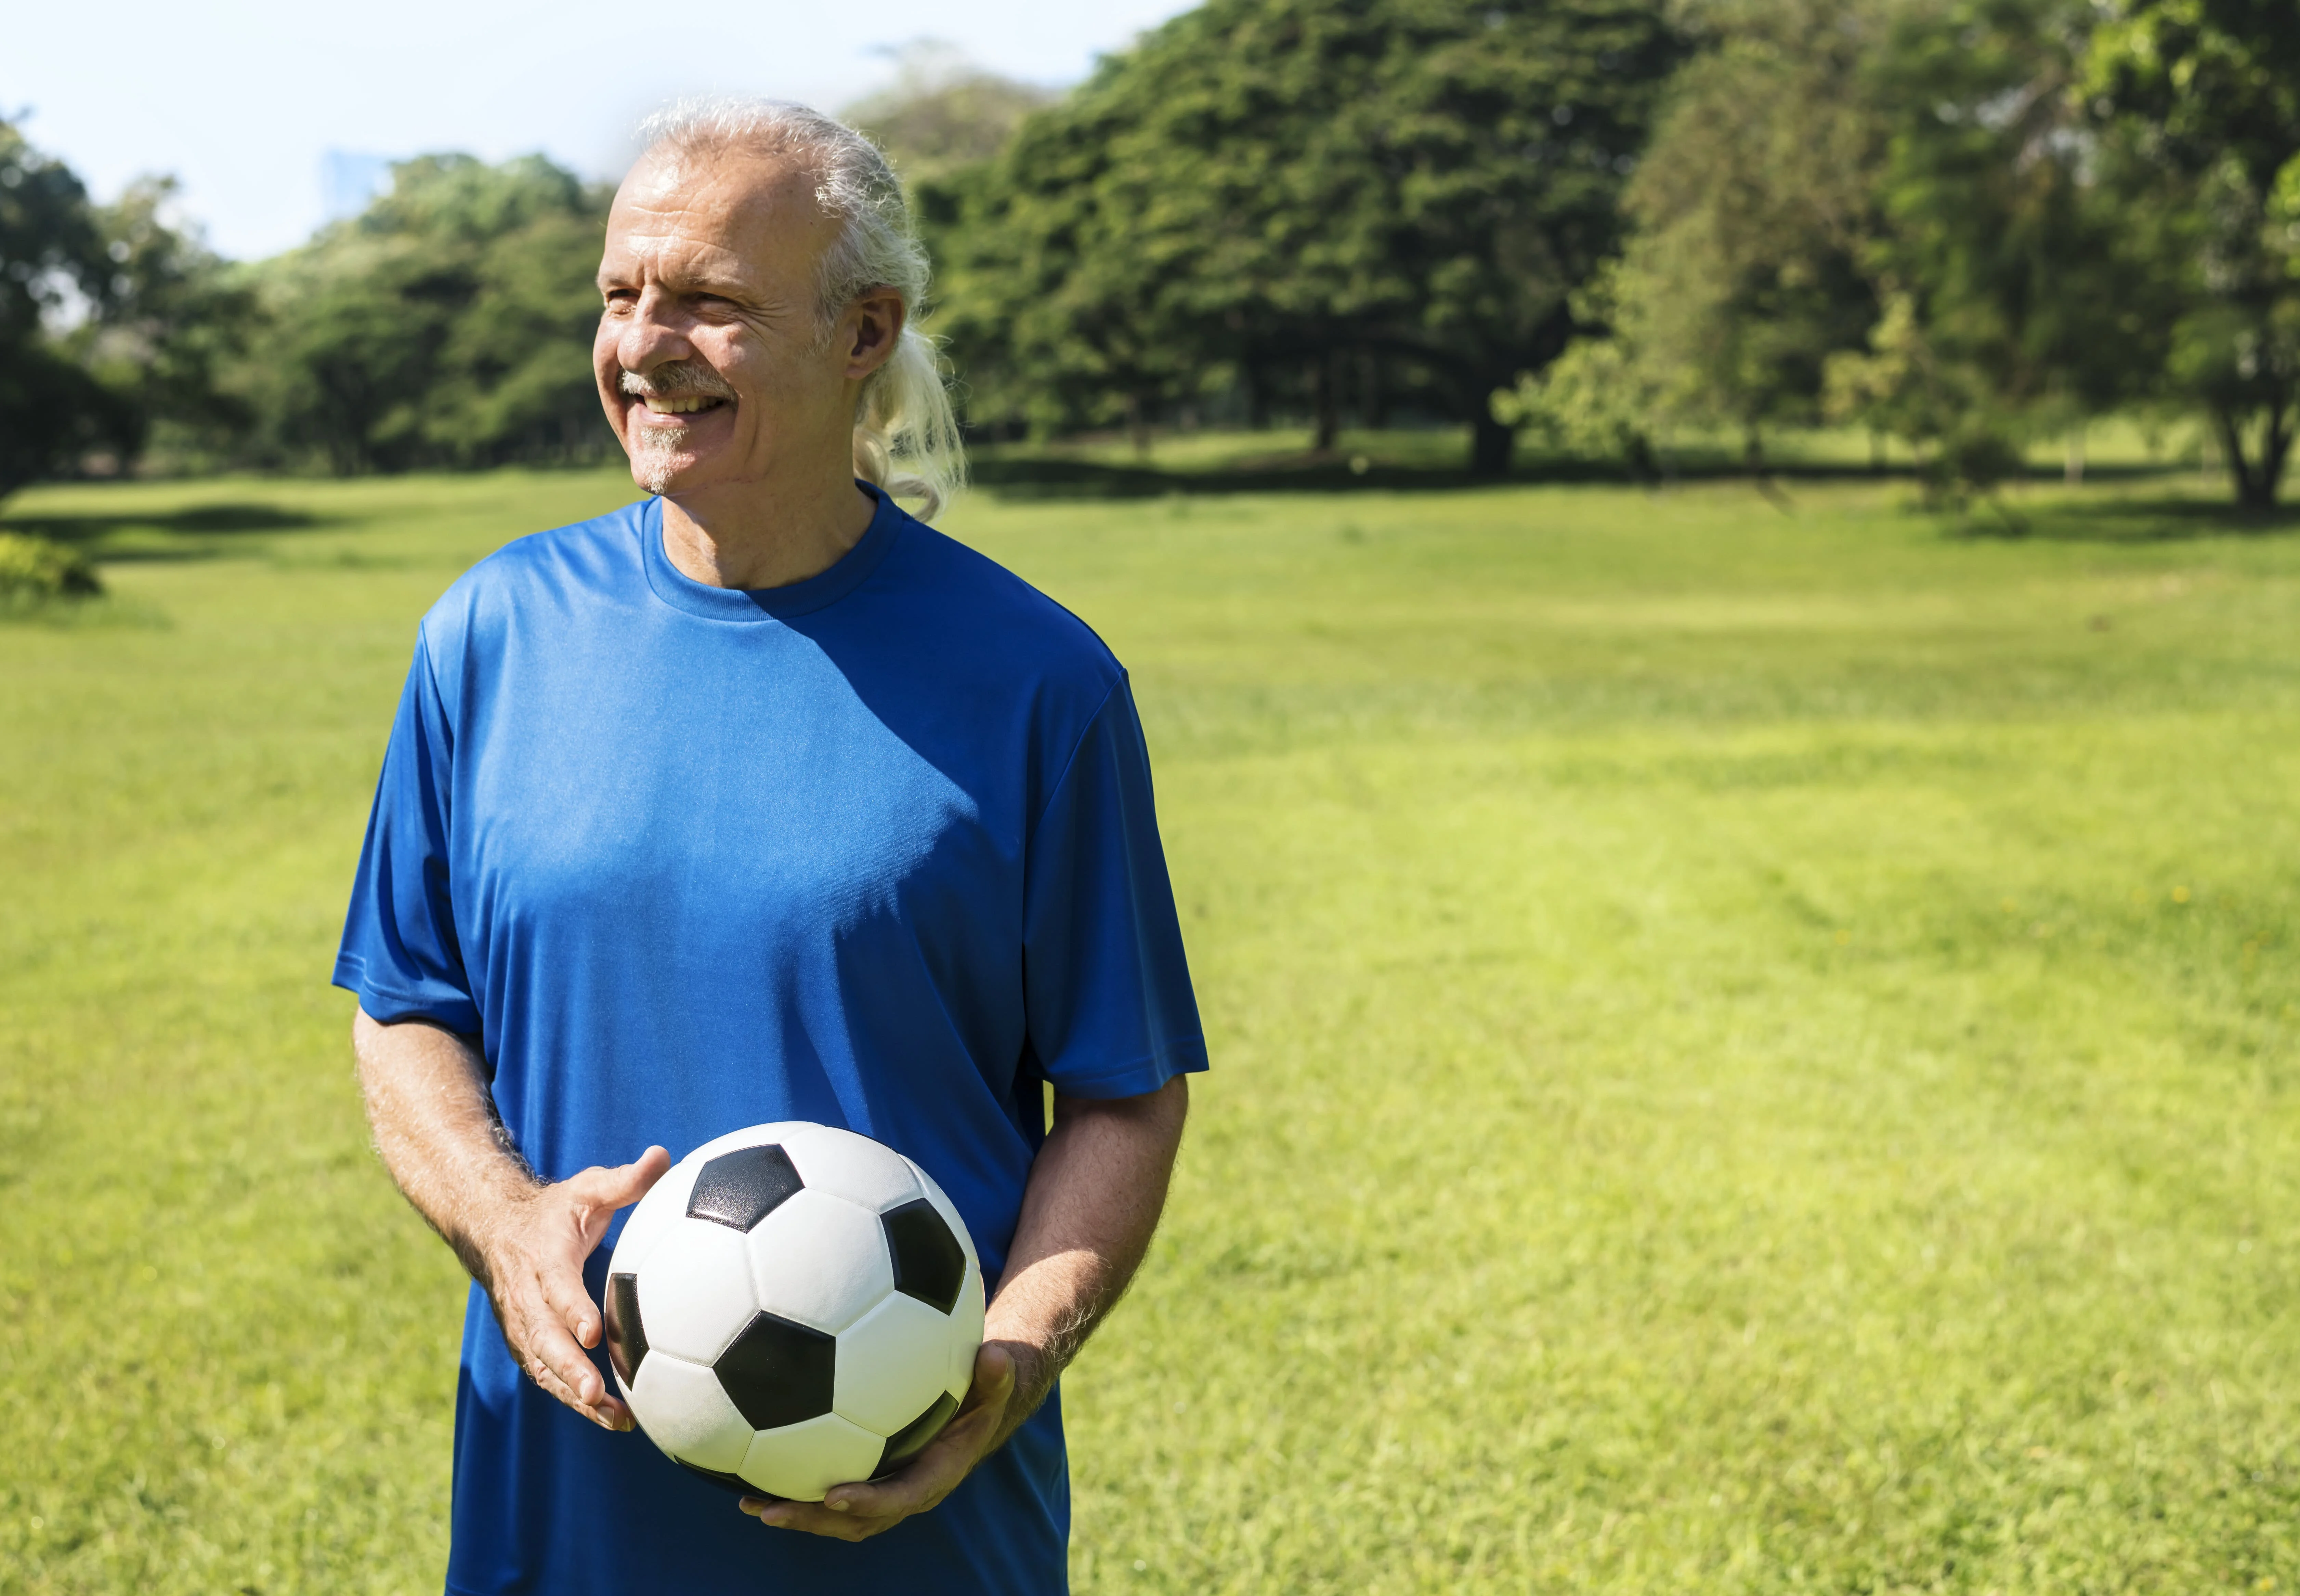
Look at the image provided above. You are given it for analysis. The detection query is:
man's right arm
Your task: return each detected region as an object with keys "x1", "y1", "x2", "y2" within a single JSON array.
[{"x1": 352, "y1": 1007, "x2": 668, "y2": 1430}]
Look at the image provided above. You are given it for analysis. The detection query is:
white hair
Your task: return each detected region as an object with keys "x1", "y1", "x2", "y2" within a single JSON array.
[{"x1": 636, "y1": 96, "x2": 965, "y2": 520}]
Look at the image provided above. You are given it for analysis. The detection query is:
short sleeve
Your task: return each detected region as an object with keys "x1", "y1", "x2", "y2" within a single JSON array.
[
  {"x1": 1023, "y1": 675, "x2": 1207, "y2": 1098},
  {"x1": 332, "y1": 631, "x2": 483, "y2": 1037}
]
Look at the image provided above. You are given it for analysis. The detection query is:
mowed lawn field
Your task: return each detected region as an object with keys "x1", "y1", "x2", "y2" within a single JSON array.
[{"x1": 3, "y1": 464, "x2": 2299, "y2": 1594}]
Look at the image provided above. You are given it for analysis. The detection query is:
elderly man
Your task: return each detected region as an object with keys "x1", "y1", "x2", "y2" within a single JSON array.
[{"x1": 335, "y1": 99, "x2": 1204, "y2": 1595}]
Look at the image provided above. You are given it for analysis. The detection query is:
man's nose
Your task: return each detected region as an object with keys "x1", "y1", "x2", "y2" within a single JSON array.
[{"x1": 617, "y1": 286, "x2": 695, "y2": 374}]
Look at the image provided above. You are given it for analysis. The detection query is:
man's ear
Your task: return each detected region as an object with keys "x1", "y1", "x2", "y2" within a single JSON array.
[{"x1": 844, "y1": 288, "x2": 907, "y2": 379}]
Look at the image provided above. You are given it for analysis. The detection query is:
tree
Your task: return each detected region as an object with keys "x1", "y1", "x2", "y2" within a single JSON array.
[
  {"x1": 0, "y1": 122, "x2": 256, "y2": 493},
  {"x1": 920, "y1": 66, "x2": 1215, "y2": 446},
  {"x1": 1858, "y1": 0, "x2": 2172, "y2": 486},
  {"x1": 1596, "y1": 0, "x2": 2181, "y2": 501},
  {"x1": 1492, "y1": 270, "x2": 1670, "y2": 476},
  {"x1": 933, "y1": 0, "x2": 1685, "y2": 470},
  {"x1": 0, "y1": 120, "x2": 116, "y2": 498},
  {"x1": 1600, "y1": 0, "x2": 1894, "y2": 465},
  {"x1": 69, "y1": 177, "x2": 256, "y2": 469},
  {"x1": 240, "y1": 154, "x2": 611, "y2": 473},
  {"x1": 2087, "y1": 0, "x2": 2300, "y2": 509}
]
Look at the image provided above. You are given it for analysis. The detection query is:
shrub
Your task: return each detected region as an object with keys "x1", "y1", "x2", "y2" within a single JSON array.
[{"x1": 0, "y1": 532, "x2": 104, "y2": 603}]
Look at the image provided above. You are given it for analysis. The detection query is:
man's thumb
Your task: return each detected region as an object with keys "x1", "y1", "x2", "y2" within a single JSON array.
[{"x1": 583, "y1": 1145, "x2": 671, "y2": 1208}]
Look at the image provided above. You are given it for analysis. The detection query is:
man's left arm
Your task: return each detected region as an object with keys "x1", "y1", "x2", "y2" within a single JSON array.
[{"x1": 744, "y1": 1074, "x2": 1190, "y2": 1540}]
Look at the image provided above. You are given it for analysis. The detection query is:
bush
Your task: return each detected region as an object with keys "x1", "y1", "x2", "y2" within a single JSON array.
[{"x1": 0, "y1": 533, "x2": 104, "y2": 603}]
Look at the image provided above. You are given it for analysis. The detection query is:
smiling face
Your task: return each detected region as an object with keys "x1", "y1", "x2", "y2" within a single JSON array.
[{"x1": 594, "y1": 148, "x2": 891, "y2": 501}]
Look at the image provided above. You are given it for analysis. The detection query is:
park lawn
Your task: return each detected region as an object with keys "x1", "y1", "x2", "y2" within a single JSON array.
[{"x1": 2, "y1": 463, "x2": 2298, "y2": 1594}]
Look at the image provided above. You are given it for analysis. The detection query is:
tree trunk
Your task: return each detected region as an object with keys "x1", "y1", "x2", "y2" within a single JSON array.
[
  {"x1": 2064, "y1": 426, "x2": 2085, "y2": 486},
  {"x1": 1470, "y1": 410, "x2": 1515, "y2": 475},
  {"x1": 1311, "y1": 354, "x2": 1340, "y2": 454},
  {"x1": 1122, "y1": 392, "x2": 1151, "y2": 460},
  {"x1": 2218, "y1": 402, "x2": 2290, "y2": 513},
  {"x1": 2261, "y1": 395, "x2": 2295, "y2": 513}
]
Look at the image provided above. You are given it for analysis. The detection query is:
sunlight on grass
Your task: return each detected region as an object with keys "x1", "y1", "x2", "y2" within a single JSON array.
[{"x1": 3, "y1": 465, "x2": 2297, "y2": 1592}]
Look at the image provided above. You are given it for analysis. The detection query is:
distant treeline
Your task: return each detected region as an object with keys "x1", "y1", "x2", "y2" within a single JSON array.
[{"x1": 1, "y1": 0, "x2": 2294, "y2": 507}]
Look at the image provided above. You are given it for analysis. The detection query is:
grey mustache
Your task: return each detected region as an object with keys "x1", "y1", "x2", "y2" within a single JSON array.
[{"x1": 619, "y1": 361, "x2": 737, "y2": 400}]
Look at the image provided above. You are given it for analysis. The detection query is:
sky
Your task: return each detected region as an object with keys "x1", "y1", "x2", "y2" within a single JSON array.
[{"x1": 5, "y1": 0, "x2": 1197, "y2": 261}]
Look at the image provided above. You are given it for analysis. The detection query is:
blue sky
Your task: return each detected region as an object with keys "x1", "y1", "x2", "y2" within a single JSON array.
[{"x1": 5, "y1": 0, "x2": 1196, "y2": 260}]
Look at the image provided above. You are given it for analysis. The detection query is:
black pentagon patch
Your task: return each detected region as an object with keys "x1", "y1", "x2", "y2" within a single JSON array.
[
  {"x1": 688, "y1": 1144, "x2": 804, "y2": 1232},
  {"x1": 883, "y1": 1199, "x2": 966, "y2": 1314},
  {"x1": 604, "y1": 1271, "x2": 646, "y2": 1386},
  {"x1": 714, "y1": 1310, "x2": 837, "y2": 1431},
  {"x1": 676, "y1": 1459, "x2": 751, "y2": 1495},
  {"x1": 873, "y1": 1390, "x2": 959, "y2": 1479}
]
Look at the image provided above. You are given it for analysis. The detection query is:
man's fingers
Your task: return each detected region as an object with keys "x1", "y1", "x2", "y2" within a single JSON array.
[
  {"x1": 743, "y1": 1496, "x2": 883, "y2": 1541},
  {"x1": 538, "y1": 1255, "x2": 606, "y2": 1349},
  {"x1": 818, "y1": 1474, "x2": 913, "y2": 1519},
  {"x1": 571, "y1": 1146, "x2": 672, "y2": 1210},
  {"x1": 525, "y1": 1352, "x2": 630, "y2": 1429},
  {"x1": 563, "y1": 1147, "x2": 675, "y2": 1252},
  {"x1": 522, "y1": 1303, "x2": 606, "y2": 1407},
  {"x1": 734, "y1": 1345, "x2": 1019, "y2": 1539},
  {"x1": 586, "y1": 1390, "x2": 635, "y2": 1429},
  {"x1": 954, "y1": 1341, "x2": 1018, "y2": 1423}
]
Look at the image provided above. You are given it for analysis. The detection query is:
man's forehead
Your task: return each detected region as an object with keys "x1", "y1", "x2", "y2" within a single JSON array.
[{"x1": 608, "y1": 149, "x2": 828, "y2": 250}]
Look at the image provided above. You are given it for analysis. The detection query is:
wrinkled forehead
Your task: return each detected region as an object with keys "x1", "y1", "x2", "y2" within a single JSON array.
[{"x1": 603, "y1": 147, "x2": 837, "y2": 280}]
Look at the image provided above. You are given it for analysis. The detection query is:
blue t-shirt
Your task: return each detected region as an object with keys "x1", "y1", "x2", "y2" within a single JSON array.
[{"x1": 334, "y1": 487, "x2": 1206, "y2": 1596}]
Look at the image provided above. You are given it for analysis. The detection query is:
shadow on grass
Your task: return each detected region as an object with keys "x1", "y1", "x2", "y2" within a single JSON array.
[
  {"x1": 969, "y1": 454, "x2": 1859, "y2": 499},
  {"x1": 970, "y1": 455, "x2": 1507, "y2": 499},
  {"x1": 1959, "y1": 495, "x2": 2300, "y2": 543},
  {"x1": 0, "y1": 502, "x2": 330, "y2": 563},
  {"x1": 970, "y1": 452, "x2": 2208, "y2": 502}
]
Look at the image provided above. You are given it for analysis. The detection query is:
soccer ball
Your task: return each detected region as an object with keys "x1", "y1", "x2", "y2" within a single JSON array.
[{"x1": 602, "y1": 1122, "x2": 986, "y2": 1501}]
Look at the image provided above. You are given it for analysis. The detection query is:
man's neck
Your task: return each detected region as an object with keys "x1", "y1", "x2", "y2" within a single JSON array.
[{"x1": 658, "y1": 470, "x2": 877, "y2": 591}]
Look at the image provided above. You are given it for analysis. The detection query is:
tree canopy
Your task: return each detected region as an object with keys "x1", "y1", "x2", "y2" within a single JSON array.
[
  {"x1": 2085, "y1": 0, "x2": 2300, "y2": 507},
  {"x1": 1554, "y1": 0, "x2": 2300, "y2": 506},
  {"x1": 930, "y1": 0, "x2": 1684, "y2": 471},
  {"x1": 0, "y1": 121, "x2": 241, "y2": 497},
  {"x1": 9, "y1": 0, "x2": 2300, "y2": 507},
  {"x1": 234, "y1": 154, "x2": 610, "y2": 474},
  {"x1": 0, "y1": 120, "x2": 113, "y2": 498}
]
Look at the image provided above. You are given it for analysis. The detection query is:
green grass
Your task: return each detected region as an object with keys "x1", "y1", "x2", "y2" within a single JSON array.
[{"x1": 3, "y1": 462, "x2": 2298, "y2": 1594}]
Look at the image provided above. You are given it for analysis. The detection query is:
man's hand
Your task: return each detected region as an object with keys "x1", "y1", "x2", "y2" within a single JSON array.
[
  {"x1": 352, "y1": 1008, "x2": 671, "y2": 1431},
  {"x1": 740, "y1": 1342, "x2": 1024, "y2": 1540},
  {"x1": 471, "y1": 1148, "x2": 671, "y2": 1430}
]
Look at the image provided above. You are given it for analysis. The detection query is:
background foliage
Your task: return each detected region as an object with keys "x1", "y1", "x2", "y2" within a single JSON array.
[
  {"x1": 921, "y1": 0, "x2": 1681, "y2": 471},
  {"x1": 229, "y1": 155, "x2": 612, "y2": 475},
  {"x1": 5, "y1": 0, "x2": 2300, "y2": 503}
]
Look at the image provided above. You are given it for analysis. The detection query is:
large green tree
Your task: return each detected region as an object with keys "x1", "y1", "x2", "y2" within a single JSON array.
[
  {"x1": 1574, "y1": 0, "x2": 2181, "y2": 495},
  {"x1": 68, "y1": 176, "x2": 257, "y2": 470},
  {"x1": 0, "y1": 122, "x2": 244, "y2": 495},
  {"x1": 241, "y1": 154, "x2": 609, "y2": 473},
  {"x1": 0, "y1": 122, "x2": 121, "y2": 497},
  {"x1": 1591, "y1": 0, "x2": 1894, "y2": 463},
  {"x1": 2087, "y1": 0, "x2": 2300, "y2": 509},
  {"x1": 934, "y1": 0, "x2": 1683, "y2": 470},
  {"x1": 1823, "y1": 0, "x2": 2175, "y2": 488}
]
